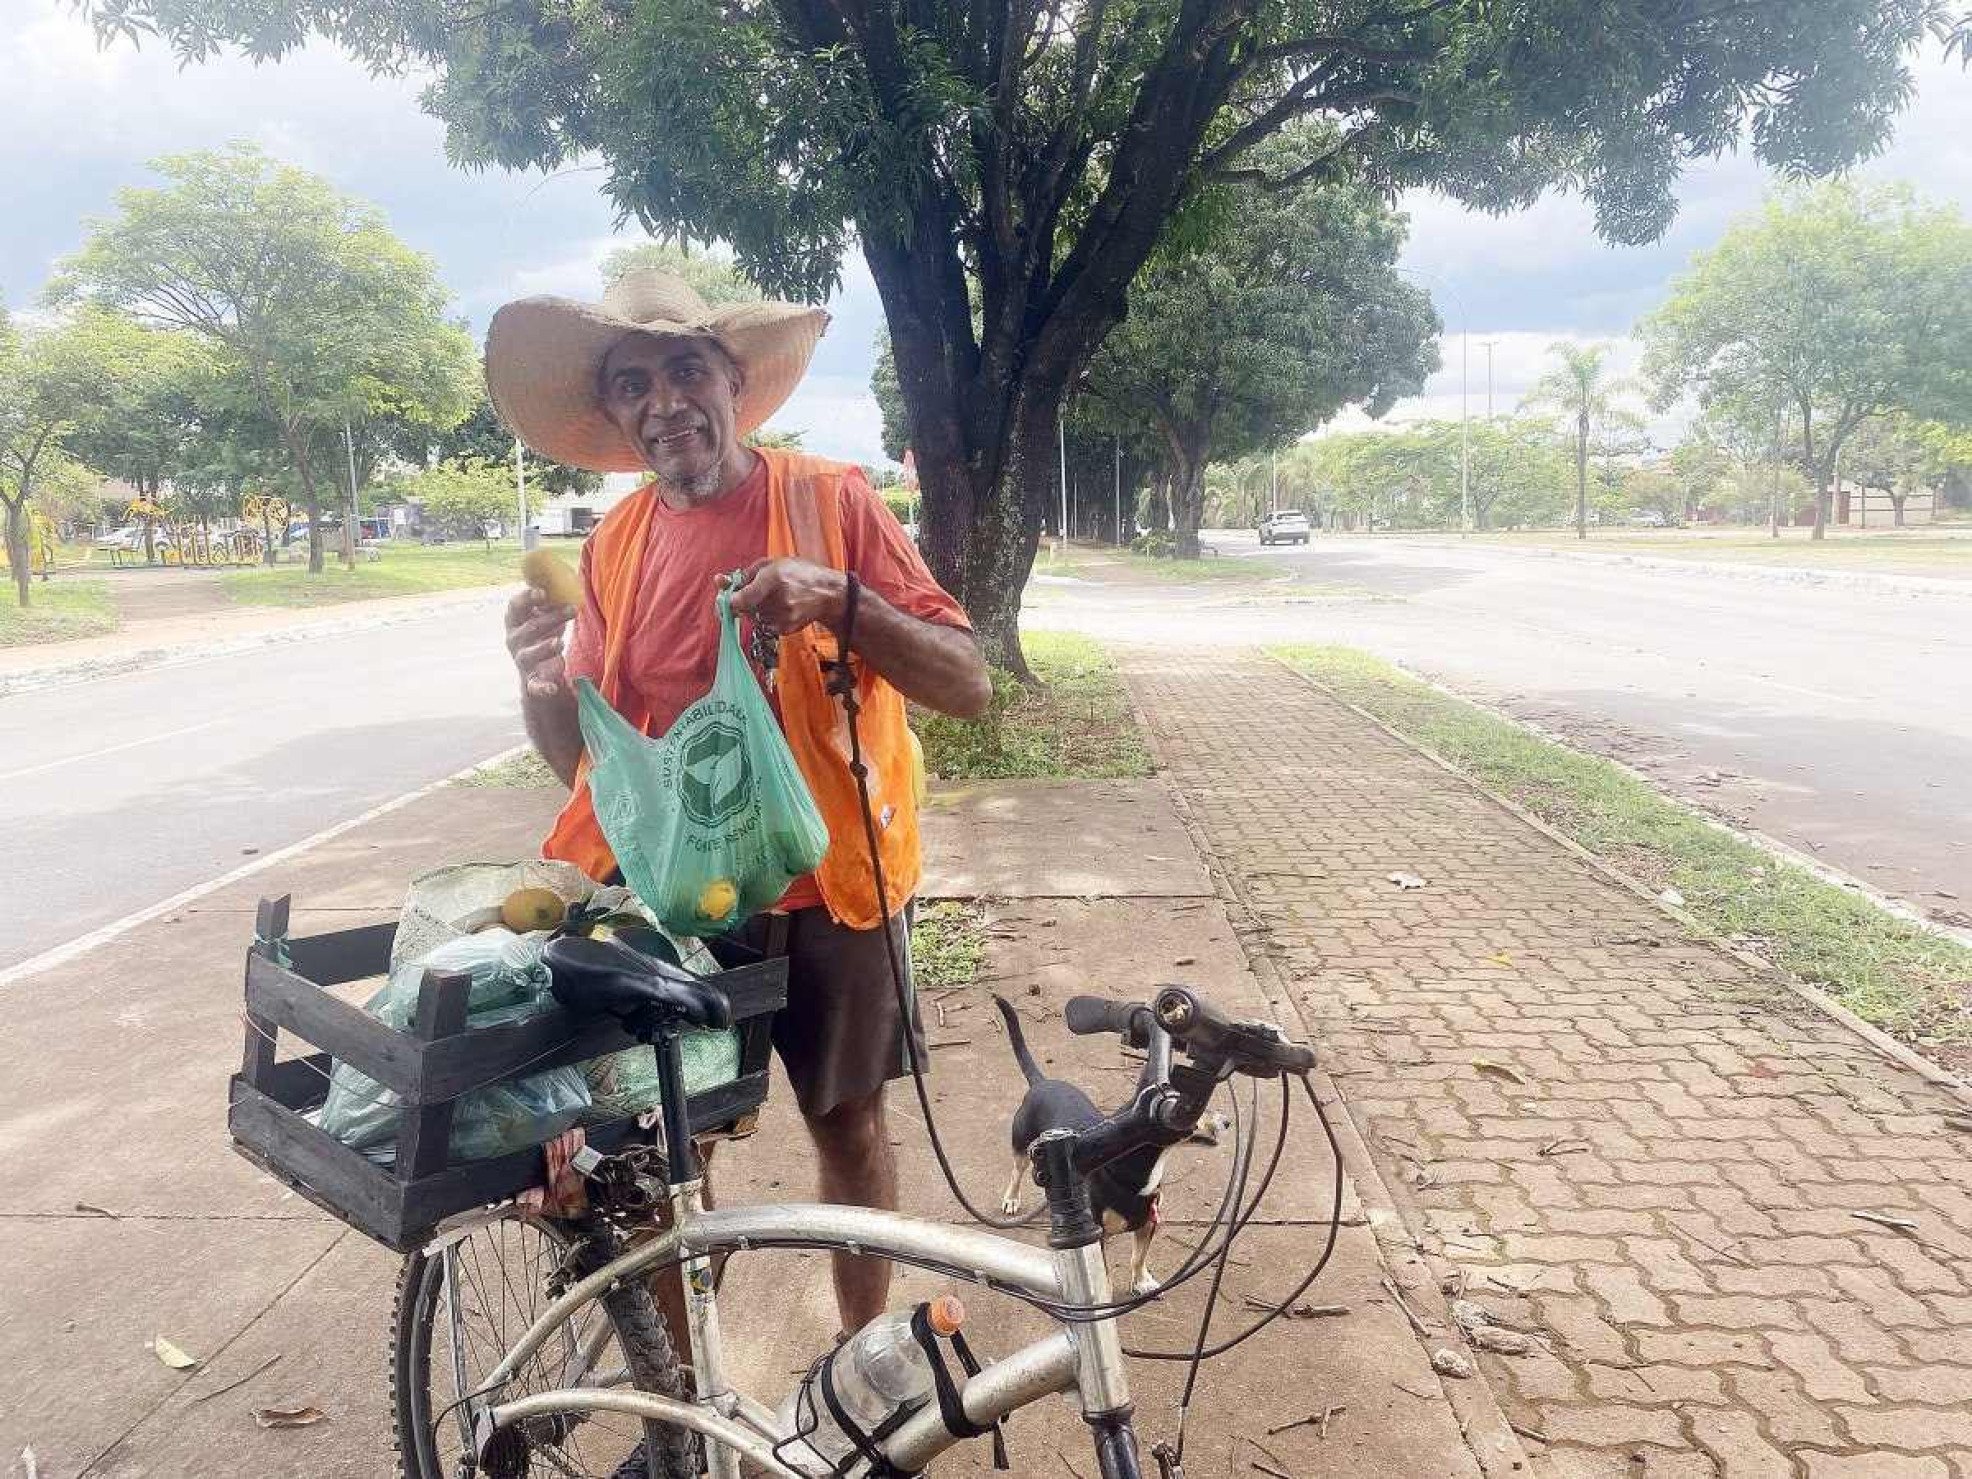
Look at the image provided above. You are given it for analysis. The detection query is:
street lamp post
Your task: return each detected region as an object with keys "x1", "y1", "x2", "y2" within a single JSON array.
[{"x1": 1397, "y1": 267, "x2": 1471, "y2": 534}]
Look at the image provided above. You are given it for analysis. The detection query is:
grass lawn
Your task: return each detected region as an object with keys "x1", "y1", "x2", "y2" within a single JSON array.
[
  {"x1": 1035, "y1": 547, "x2": 1289, "y2": 585},
  {"x1": 910, "y1": 901, "x2": 987, "y2": 991},
  {"x1": 0, "y1": 579, "x2": 120, "y2": 648},
  {"x1": 1271, "y1": 644, "x2": 1972, "y2": 1053},
  {"x1": 455, "y1": 749, "x2": 562, "y2": 788},
  {"x1": 223, "y1": 541, "x2": 579, "y2": 608},
  {"x1": 1458, "y1": 528, "x2": 1972, "y2": 577},
  {"x1": 917, "y1": 631, "x2": 1152, "y2": 781}
]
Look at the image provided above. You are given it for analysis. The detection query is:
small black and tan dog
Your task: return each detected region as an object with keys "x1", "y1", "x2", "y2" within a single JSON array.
[{"x1": 992, "y1": 995, "x2": 1229, "y2": 1294}]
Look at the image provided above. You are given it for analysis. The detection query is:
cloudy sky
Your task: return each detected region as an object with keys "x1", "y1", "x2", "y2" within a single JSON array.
[{"x1": 7, "y1": 0, "x2": 1968, "y2": 464}]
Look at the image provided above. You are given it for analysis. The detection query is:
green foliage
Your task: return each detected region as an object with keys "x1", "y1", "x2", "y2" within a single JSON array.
[
  {"x1": 915, "y1": 633, "x2": 1151, "y2": 782},
  {"x1": 1640, "y1": 181, "x2": 1972, "y2": 531},
  {"x1": 1086, "y1": 138, "x2": 1438, "y2": 554},
  {"x1": 456, "y1": 749, "x2": 561, "y2": 789},
  {"x1": 1279, "y1": 418, "x2": 1576, "y2": 531},
  {"x1": 1130, "y1": 529, "x2": 1177, "y2": 559},
  {"x1": 870, "y1": 339, "x2": 907, "y2": 464},
  {"x1": 0, "y1": 310, "x2": 140, "y2": 603},
  {"x1": 601, "y1": 242, "x2": 766, "y2": 306},
  {"x1": 435, "y1": 400, "x2": 601, "y2": 500},
  {"x1": 1523, "y1": 342, "x2": 1646, "y2": 536},
  {"x1": 0, "y1": 577, "x2": 118, "y2": 647},
  {"x1": 907, "y1": 902, "x2": 986, "y2": 993},
  {"x1": 879, "y1": 486, "x2": 914, "y2": 525},
  {"x1": 1273, "y1": 644, "x2": 1972, "y2": 1045},
  {"x1": 402, "y1": 457, "x2": 529, "y2": 544},
  {"x1": 55, "y1": 144, "x2": 478, "y2": 571}
]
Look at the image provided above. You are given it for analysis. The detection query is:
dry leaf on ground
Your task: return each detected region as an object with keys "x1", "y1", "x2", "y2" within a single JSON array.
[
  {"x1": 253, "y1": 1406, "x2": 326, "y2": 1429},
  {"x1": 150, "y1": 1337, "x2": 199, "y2": 1370},
  {"x1": 1472, "y1": 1059, "x2": 1527, "y2": 1085}
]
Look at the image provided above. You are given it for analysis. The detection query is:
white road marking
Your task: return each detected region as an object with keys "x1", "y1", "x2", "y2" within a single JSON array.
[
  {"x1": 0, "y1": 743, "x2": 531, "y2": 990},
  {"x1": 0, "y1": 719, "x2": 225, "y2": 783}
]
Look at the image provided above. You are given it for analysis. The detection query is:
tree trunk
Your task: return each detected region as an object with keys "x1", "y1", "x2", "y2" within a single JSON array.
[
  {"x1": 1147, "y1": 468, "x2": 1172, "y2": 534},
  {"x1": 1170, "y1": 449, "x2": 1207, "y2": 559},
  {"x1": 5, "y1": 503, "x2": 31, "y2": 608},
  {"x1": 1574, "y1": 411, "x2": 1589, "y2": 540},
  {"x1": 1801, "y1": 404, "x2": 1826, "y2": 542},
  {"x1": 306, "y1": 497, "x2": 325, "y2": 573},
  {"x1": 1892, "y1": 492, "x2": 1907, "y2": 528}
]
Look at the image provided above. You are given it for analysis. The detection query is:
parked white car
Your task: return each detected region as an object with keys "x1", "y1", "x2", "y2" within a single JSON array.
[
  {"x1": 1257, "y1": 510, "x2": 1311, "y2": 546},
  {"x1": 92, "y1": 525, "x2": 173, "y2": 553}
]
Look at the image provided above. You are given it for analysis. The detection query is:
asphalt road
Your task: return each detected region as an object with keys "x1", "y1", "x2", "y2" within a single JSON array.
[
  {"x1": 1031, "y1": 533, "x2": 1972, "y2": 925},
  {"x1": 10, "y1": 536, "x2": 1967, "y2": 975},
  {"x1": 1, "y1": 596, "x2": 524, "y2": 972}
]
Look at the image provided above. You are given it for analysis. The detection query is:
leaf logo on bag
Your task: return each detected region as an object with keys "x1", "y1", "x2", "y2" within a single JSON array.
[
  {"x1": 574, "y1": 575, "x2": 831, "y2": 935},
  {"x1": 679, "y1": 719, "x2": 751, "y2": 826}
]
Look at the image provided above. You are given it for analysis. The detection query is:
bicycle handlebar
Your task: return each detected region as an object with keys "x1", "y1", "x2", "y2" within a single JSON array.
[
  {"x1": 1065, "y1": 986, "x2": 1315, "y2": 1078},
  {"x1": 1063, "y1": 985, "x2": 1315, "y2": 1181}
]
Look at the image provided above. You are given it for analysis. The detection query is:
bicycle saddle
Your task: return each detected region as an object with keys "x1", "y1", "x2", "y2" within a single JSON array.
[{"x1": 542, "y1": 934, "x2": 734, "y2": 1034}]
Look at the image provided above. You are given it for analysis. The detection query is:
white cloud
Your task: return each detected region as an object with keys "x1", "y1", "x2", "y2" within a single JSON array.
[{"x1": 766, "y1": 373, "x2": 892, "y2": 468}]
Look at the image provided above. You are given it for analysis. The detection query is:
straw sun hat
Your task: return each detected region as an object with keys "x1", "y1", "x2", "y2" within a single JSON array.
[{"x1": 484, "y1": 266, "x2": 831, "y2": 474}]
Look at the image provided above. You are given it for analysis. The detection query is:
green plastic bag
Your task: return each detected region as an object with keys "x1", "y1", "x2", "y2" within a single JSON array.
[{"x1": 575, "y1": 577, "x2": 830, "y2": 936}]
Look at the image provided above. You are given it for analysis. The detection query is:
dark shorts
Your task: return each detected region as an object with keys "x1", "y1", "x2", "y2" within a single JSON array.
[{"x1": 734, "y1": 904, "x2": 926, "y2": 1120}]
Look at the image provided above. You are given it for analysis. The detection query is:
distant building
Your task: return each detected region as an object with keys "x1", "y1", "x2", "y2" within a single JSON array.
[{"x1": 534, "y1": 473, "x2": 643, "y2": 537}]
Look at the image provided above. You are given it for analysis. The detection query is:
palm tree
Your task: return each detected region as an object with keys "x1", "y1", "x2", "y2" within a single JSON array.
[{"x1": 1523, "y1": 343, "x2": 1640, "y2": 540}]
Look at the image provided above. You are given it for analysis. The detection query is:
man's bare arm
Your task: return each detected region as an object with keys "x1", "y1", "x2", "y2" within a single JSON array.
[
  {"x1": 504, "y1": 587, "x2": 586, "y2": 787},
  {"x1": 727, "y1": 559, "x2": 992, "y2": 719}
]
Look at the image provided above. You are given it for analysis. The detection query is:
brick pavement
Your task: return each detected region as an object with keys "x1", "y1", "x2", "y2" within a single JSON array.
[{"x1": 1125, "y1": 647, "x2": 1972, "y2": 1479}]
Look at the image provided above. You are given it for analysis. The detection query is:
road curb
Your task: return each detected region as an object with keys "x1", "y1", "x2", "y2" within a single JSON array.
[
  {"x1": 1121, "y1": 658, "x2": 1537, "y2": 1479},
  {"x1": 0, "y1": 584, "x2": 509, "y2": 699},
  {"x1": 1267, "y1": 652, "x2": 1972, "y2": 1113},
  {"x1": 0, "y1": 742, "x2": 529, "y2": 990}
]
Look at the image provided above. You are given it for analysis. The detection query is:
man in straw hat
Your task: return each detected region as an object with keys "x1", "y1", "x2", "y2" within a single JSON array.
[{"x1": 490, "y1": 266, "x2": 990, "y2": 1340}]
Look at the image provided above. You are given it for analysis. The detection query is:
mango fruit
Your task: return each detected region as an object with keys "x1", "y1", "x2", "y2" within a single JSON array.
[
  {"x1": 520, "y1": 547, "x2": 583, "y2": 608},
  {"x1": 695, "y1": 878, "x2": 739, "y2": 924},
  {"x1": 501, "y1": 886, "x2": 567, "y2": 933}
]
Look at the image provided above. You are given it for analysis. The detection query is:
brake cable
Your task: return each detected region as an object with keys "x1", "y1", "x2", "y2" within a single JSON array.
[{"x1": 825, "y1": 580, "x2": 1345, "y2": 1341}]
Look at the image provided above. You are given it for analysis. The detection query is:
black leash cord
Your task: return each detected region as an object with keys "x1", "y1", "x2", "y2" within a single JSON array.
[
  {"x1": 830, "y1": 575, "x2": 1051, "y2": 1233},
  {"x1": 830, "y1": 589, "x2": 1345, "y2": 1342}
]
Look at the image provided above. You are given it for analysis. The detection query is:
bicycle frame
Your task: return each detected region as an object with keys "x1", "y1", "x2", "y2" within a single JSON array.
[{"x1": 466, "y1": 1181, "x2": 1137, "y2": 1478}]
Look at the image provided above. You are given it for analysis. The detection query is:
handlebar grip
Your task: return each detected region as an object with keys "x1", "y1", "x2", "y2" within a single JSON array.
[
  {"x1": 1153, "y1": 986, "x2": 1316, "y2": 1075},
  {"x1": 1064, "y1": 996, "x2": 1147, "y2": 1038}
]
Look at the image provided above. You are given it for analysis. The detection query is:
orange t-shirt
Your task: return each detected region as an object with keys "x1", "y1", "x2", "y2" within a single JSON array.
[{"x1": 566, "y1": 454, "x2": 968, "y2": 909}]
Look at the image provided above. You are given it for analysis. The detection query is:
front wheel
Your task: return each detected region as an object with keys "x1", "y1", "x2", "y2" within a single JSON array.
[{"x1": 390, "y1": 1214, "x2": 698, "y2": 1478}]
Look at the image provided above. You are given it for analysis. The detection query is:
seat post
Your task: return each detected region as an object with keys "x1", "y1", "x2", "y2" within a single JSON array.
[{"x1": 651, "y1": 1025, "x2": 701, "y2": 1185}]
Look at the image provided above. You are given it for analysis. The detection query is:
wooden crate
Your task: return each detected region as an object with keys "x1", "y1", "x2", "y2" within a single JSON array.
[{"x1": 229, "y1": 894, "x2": 786, "y2": 1251}]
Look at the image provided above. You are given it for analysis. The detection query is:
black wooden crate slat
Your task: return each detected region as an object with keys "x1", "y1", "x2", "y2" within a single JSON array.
[{"x1": 230, "y1": 894, "x2": 786, "y2": 1252}]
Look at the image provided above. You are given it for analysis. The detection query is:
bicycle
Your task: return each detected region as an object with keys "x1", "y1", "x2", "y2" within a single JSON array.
[{"x1": 388, "y1": 931, "x2": 1333, "y2": 1479}]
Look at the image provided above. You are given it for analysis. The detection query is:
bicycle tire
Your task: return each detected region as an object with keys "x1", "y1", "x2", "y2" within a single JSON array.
[{"x1": 390, "y1": 1214, "x2": 698, "y2": 1479}]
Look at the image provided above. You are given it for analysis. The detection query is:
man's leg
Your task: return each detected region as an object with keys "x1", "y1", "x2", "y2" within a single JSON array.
[{"x1": 803, "y1": 1086, "x2": 898, "y2": 1332}]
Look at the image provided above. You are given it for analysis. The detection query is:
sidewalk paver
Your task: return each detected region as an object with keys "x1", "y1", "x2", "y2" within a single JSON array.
[{"x1": 1125, "y1": 646, "x2": 1972, "y2": 1479}]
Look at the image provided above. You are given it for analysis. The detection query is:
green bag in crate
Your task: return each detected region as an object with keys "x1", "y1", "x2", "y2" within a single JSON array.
[{"x1": 575, "y1": 577, "x2": 830, "y2": 936}]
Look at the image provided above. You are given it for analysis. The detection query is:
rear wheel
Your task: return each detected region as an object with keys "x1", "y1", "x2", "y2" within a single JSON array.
[{"x1": 391, "y1": 1214, "x2": 698, "y2": 1478}]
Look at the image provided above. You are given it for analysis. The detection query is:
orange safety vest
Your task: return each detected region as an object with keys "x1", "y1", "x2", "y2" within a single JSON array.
[{"x1": 542, "y1": 449, "x2": 922, "y2": 930}]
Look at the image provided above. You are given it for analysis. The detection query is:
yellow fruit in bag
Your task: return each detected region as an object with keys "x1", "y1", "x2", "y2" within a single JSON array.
[
  {"x1": 520, "y1": 547, "x2": 583, "y2": 608},
  {"x1": 695, "y1": 878, "x2": 739, "y2": 923},
  {"x1": 501, "y1": 886, "x2": 567, "y2": 933}
]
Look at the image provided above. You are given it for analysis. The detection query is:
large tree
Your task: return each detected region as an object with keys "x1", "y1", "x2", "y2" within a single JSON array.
[
  {"x1": 86, "y1": 0, "x2": 1970, "y2": 659},
  {"x1": 1523, "y1": 342, "x2": 1643, "y2": 541},
  {"x1": 1641, "y1": 181, "x2": 1972, "y2": 539},
  {"x1": 55, "y1": 145, "x2": 477, "y2": 572},
  {"x1": 1083, "y1": 145, "x2": 1436, "y2": 556},
  {"x1": 0, "y1": 311, "x2": 131, "y2": 605},
  {"x1": 57, "y1": 306, "x2": 217, "y2": 565}
]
